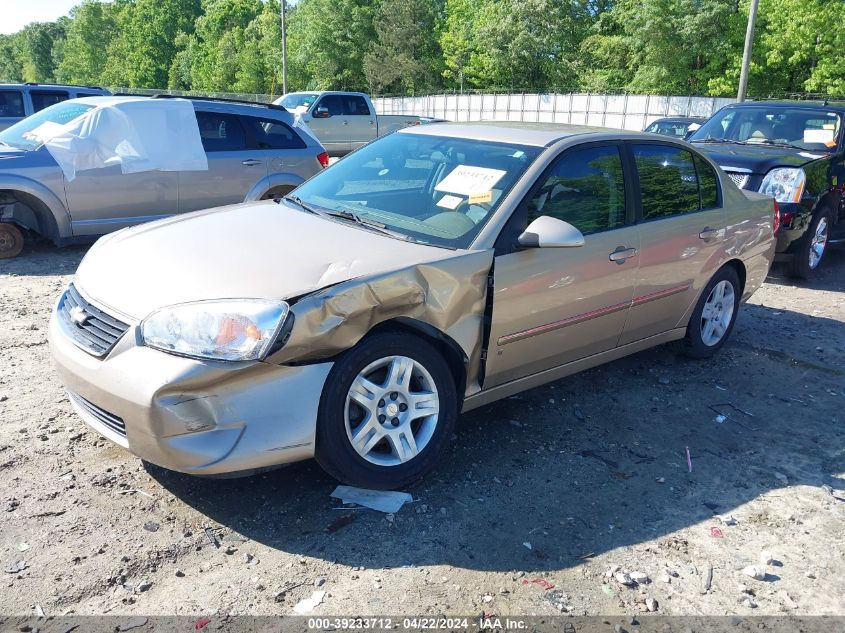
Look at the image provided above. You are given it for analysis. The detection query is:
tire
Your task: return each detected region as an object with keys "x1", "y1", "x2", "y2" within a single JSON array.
[
  {"x1": 786, "y1": 210, "x2": 831, "y2": 279},
  {"x1": 0, "y1": 223, "x2": 24, "y2": 259},
  {"x1": 315, "y1": 332, "x2": 458, "y2": 490},
  {"x1": 680, "y1": 266, "x2": 741, "y2": 359},
  {"x1": 260, "y1": 185, "x2": 295, "y2": 201}
]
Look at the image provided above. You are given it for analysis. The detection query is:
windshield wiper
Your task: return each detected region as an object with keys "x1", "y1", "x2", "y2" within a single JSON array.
[
  {"x1": 692, "y1": 138, "x2": 748, "y2": 145},
  {"x1": 282, "y1": 194, "x2": 323, "y2": 215},
  {"x1": 323, "y1": 208, "x2": 412, "y2": 241},
  {"x1": 755, "y1": 140, "x2": 817, "y2": 152}
]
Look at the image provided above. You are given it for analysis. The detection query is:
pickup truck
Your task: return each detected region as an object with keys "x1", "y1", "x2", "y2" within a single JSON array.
[{"x1": 274, "y1": 91, "x2": 421, "y2": 156}]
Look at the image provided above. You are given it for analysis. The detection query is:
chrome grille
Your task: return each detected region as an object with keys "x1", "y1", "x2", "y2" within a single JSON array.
[
  {"x1": 68, "y1": 391, "x2": 126, "y2": 437},
  {"x1": 725, "y1": 172, "x2": 750, "y2": 189},
  {"x1": 58, "y1": 284, "x2": 129, "y2": 357}
]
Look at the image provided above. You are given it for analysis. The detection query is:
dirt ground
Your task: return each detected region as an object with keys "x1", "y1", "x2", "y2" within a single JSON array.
[{"x1": 1, "y1": 242, "x2": 844, "y2": 619}]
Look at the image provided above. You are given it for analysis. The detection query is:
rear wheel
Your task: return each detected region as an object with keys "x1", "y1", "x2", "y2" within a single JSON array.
[
  {"x1": 786, "y1": 210, "x2": 830, "y2": 279},
  {"x1": 315, "y1": 332, "x2": 457, "y2": 489},
  {"x1": 680, "y1": 266, "x2": 741, "y2": 359},
  {"x1": 0, "y1": 223, "x2": 24, "y2": 259}
]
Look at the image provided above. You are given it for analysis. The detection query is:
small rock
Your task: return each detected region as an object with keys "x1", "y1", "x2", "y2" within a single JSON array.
[
  {"x1": 482, "y1": 595, "x2": 493, "y2": 603},
  {"x1": 143, "y1": 521, "x2": 160, "y2": 533},
  {"x1": 615, "y1": 572, "x2": 636, "y2": 586},
  {"x1": 314, "y1": 577, "x2": 326, "y2": 588},
  {"x1": 717, "y1": 514, "x2": 738, "y2": 526},
  {"x1": 135, "y1": 579, "x2": 153, "y2": 593},
  {"x1": 174, "y1": 569, "x2": 185, "y2": 577},
  {"x1": 630, "y1": 571, "x2": 650, "y2": 584},
  {"x1": 645, "y1": 595, "x2": 658, "y2": 612},
  {"x1": 655, "y1": 477, "x2": 665, "y2": 484},
  {"x1": 742, "y1": 565, "x2": 767, "y2": 581},
  {"x1": 740, "y1": 596, "x2": 758, "y2": 608},
  {"x1": 773, "y1": 472, "x2": 788, "y2": 484},
  {"x1": 224, "y1": 545, "x2": 237, "y2": 555},
  {"x1": 759, "y1": 550, "x2": 775, "y2": 566},
  {"x1": 243, "y1": 553, "x2": 254, "y2": 564}
]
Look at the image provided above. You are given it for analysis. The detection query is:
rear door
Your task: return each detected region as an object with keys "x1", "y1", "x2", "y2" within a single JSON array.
[
  {"x1": 178, "y1": 110, "x2": 266, "y2": 213},
  {"x1": 306, "y1": 94, "x2": 347, "y2": 154},
  {"x1": 618, "y1": 142, "x2": 727, "y2": 345},
  {"x1": 484, "y1": 143, "x2": 641, "y2": 388},
  {"x1": 239, "y1": 114, "x2": 319, "y2": 187},
  {"x1": 342, "y1": 94, "x2": 376, "y2": 150},
  {"x1": 0, "y1": 88, "x2": 26, "y2": 131}
]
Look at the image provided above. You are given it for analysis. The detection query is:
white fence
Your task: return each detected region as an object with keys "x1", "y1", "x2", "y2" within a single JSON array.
[{"x1": 373, "y1": 93, "x2": 738, "y2": 130}]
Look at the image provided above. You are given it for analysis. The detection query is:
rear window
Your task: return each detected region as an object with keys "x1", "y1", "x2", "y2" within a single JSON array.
[
  {"x1": 241, "y1": 116, "x2": 306, "y2": 150},
  {"x1": 30, "y1": 91, "x2": 69, "y2": 112},
  {"x1": 0, "y1": 90, "x2": 25, "y2": 118}
]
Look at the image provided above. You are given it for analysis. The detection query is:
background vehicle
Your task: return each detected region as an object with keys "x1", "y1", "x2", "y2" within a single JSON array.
[
  {"x1": 690, "y1": 100, "x2": 845, "y2": 278},
  {"x1": 0, "y1": 83, "x2": 111, "y2": 132},
  {"x1": 0, "y1": 95, "x2": 328, "y2": 258},
  {"x1": 644, "y1": 116, "x2": 706, "y2": 139},
  {"x1": 274, "y1": 91, "x2": 421, "y2": 155},
  {"x1": 49, "y1": 123, "x2": 776, "y2": 488}
]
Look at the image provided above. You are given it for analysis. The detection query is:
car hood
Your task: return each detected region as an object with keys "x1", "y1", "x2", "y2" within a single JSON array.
[
  {"x1": 75, "y1": 200, "x2": 457, "y2": 321},
  {"x1": 0, "y1": 146, "x2": 52, "y2": 167},
  {"x1": 691, "y1": 141, "x2": 829, "y2": 174}
]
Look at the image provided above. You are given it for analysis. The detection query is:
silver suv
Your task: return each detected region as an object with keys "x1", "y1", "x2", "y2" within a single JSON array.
[
  {"x1": 0, "y1": 95, "x2": 329, "y2": 258},
  {"x1": 0, "y1": 83, "x2": 112, "y2": 131}
]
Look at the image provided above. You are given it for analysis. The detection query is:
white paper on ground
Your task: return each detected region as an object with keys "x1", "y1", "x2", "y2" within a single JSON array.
[
  {"x1": 293, "y1": 590, "x2": 325, "y2": 614},
  {"x1": 434, "y1": 165, "x2": 507, "y2": 196},
  {"x1": 331, "y1": 485, "x2": 413, "y2": 513},
  {"x1": 38, "y1": 97, "x2": 208, "y2": 181}
]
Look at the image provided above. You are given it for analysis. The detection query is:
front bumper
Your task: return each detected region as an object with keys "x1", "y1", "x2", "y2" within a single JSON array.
[{"x1": 49, "y1": 300, "x2": 332, "y2": 475}]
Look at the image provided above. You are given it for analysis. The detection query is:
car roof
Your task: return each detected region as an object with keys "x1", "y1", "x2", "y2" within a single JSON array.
[
  {"x1": 397, "y1": 122, "x2": 669, "y2": 147},
  {"x1": 651, "y1": 116, "x2": 706, "y2": 122},
  {"x1": 0, "y1": 82, "x2": 108, "y2": 91},
  {"x1": 726, "y1": 100, "x2": 845, "y2": 113},
  {"x1": 65, "y1": 95, "x2": 295, "y2": 121}
]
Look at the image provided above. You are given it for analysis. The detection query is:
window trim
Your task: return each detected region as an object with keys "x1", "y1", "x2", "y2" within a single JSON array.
[
  {"x1": 0, "y1": 89, "x2": 26, "y2": 118},
  {"x1": 343, "y1": 95, "x2": 372, "y2": 117},
  {"x1": 626, "y1": 139, "x2": 723, "y2": 224},
  {"x1": 494, "y1": 140, "x2": 635, "y2": 255}
]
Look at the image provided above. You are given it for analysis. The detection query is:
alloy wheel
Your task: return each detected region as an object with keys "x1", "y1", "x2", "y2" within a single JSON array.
[
  {"x1": 809, "y1": 217, "x2": 829, "y2": 270},
  {"x1": 700, "y1": 280, "x2": 736, "y2": 347}
]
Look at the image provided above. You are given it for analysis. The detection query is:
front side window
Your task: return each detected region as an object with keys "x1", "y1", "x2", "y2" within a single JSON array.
[
  {"x1": 279, "y1": 93, "x2": 319, "y2": 110},
  {"x1": 0, "y1": 101, "x2": 94, "y2": 150},
  {"x1": 290, "y1": 132, "x2": 541, "y2": 248},
  {"x1": 316, "y1": 95, "x2": 344, "y2": 117},
  {"x1": 195, "y1": 111, "x2": 246, "y2": 152},
  {"x1": 633, "y1": 144, "x2": 701, "y2": 220},
  {"x1": 528, "y1": 145, "x2": 626, "y2": 235},
  {"x1": 0, "y1": 90, "x2": 25, "y2": 118},
  {"x1": 30, "y1": 91, "x2": 69, "y2": 112},
  {"x1": 343, "y1": 95, "x2": 371, "y2": 116},
  {"x1": 241, "y1": 116, "x2": 306, "y2": 150}
]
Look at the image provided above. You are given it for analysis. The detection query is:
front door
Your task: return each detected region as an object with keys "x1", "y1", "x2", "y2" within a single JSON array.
[
  {"x1": 306, "y1": 94, "x2": 348, "y2": 154},
  {"x1": 484, "y1": 143, "x2": 640, "y2": 388},
  {"x1": 342, "y1": 94, "x2": 376, "y2": 150},
  {"x1": 178, "y1": 111, "x2": 267, "y2": 213},
  {"x1": 619, "y1": 142, "x2": 727, "y2": 345}
]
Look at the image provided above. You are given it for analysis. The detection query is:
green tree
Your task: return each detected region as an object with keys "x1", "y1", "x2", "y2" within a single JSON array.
[
  {"x1": 439, "y1": 0, "x2": 474, "y2": 89},
  {"x1": 363, "y1": 0, "x2": 443, "y2": 95},
  {"x1": 57, "y1": 1, "x2": 119, "y2": 84},
  {"x1": 14, "y1": 22, "x2": 66, "y2": 83},
  {"x1": 0, "y1": 34, "x2": 24, "y2": 83}
]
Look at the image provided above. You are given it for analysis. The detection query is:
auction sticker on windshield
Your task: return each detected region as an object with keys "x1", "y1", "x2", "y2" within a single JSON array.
[{"x1": 435, "y1": 165, "x2": 506, "y2": 196}]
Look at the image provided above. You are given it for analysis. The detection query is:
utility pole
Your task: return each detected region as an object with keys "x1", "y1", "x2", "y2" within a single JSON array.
[
  {"x1": 737, "y1": 0, "x2": 759, "y2": 102},
  {"x1": 280, "y1": 0, "x2": 288, "y2": 95}
]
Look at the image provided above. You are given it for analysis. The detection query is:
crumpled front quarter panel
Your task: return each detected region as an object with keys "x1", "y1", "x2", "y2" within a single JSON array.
[{"x1": 268, "y1": 249, "x2": 494, "y2": 396}]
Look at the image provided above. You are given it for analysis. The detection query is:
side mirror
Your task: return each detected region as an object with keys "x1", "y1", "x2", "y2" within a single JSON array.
[
  {"x1": 517, "y1": 216, "x2": 585, "y2": 248},
  {"x1": 313, "y1": 106, "x2": 331, "y2": 119}
]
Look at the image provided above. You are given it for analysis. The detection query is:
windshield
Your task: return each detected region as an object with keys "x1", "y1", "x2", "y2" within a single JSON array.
[
  {"x1": 290, "y1": 132, "x2": 542, "y2": 248},
  {"x1": 0, "y1": 101, "x2": 94, "y2": 150},
  {"x1": 689, "y1": 106, "x2": 841, "y2": 152},
  {"x1": 645, "y1": 120, "x2": 695, "y2": 138},
  {"x1": 279, "y1": 93, "x2": 319, "y2": 109}
]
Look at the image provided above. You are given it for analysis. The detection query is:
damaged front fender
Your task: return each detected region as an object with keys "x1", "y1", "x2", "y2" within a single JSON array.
[{"x1": 267, "y1": 249, "x2": 494, "y2": 397}]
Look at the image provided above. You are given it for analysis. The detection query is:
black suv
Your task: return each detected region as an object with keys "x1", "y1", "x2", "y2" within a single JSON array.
[{"x1": 689, "y1": 101, "x2": 844, "y2": 278}]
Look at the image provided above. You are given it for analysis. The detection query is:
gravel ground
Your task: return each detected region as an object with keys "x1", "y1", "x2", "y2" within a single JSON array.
[{"x1": 1, "y1": 242, "x2": 844, "y2": 618}]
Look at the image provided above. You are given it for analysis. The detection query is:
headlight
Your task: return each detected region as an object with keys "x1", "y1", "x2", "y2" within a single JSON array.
[
  {"x1": 758, "y1": 167, "x2": 806, "y2": 203},
  {"x1": 141, "y1": 300, "x2": 290, "y2": 361}
]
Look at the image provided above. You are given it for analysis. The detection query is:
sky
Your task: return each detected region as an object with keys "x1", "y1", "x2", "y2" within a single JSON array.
[{"x1": 1, "y1": 0, "x2": 93, "y2": 34}]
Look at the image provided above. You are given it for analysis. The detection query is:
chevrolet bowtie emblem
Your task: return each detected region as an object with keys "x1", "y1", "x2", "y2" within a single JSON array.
[{"x1": 69, "y1": 305, "x2": 89, "y2": 327}]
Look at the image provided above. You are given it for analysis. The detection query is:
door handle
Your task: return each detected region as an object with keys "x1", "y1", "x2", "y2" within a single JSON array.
[
  {"x1": 699, "y1": 227, "x2": 721, "y2": 240},
  {"x1": 241, "y1": 159, "x2": 262, "y2": 166},
  {"x1": 609, "y1": 246, "x2": 638, "y2": 264}
]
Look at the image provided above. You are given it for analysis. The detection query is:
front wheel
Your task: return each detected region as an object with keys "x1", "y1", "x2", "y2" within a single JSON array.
[
  {"x1": 680, "y1": 266, "x2": 741, "y2": 359},
  {"x1": 315, "y1": 332, "x2": 458, "y2": 489},
  {"x1": 0, "y1": 223, "x2": 24, "y2": 259},
  {"x1": 786, "y1": 210, "x2": 830, "y2": 279}
]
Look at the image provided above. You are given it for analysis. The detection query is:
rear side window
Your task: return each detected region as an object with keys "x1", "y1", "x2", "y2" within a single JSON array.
[
  {"x1": 693, "y1": 154, "x2": 719, "y2": 209},
  {"x1": 316, "y1": 95, "x2": 344, "y2": 116},
  {"x1": 30, "y1": 91, "x2": 69, "y2": 112},
  {"x1": 343, "y1": 95, "x2": 371, "y2": 116},
  {"x1": 0, "y1": 90, "x2": 25, "y2": 117},
  {"x1": 241, "y1": 116, "x2": 306, "y2": 150},
  {"x1": 633, "y1": 144, "x2": 701, "y2": 219},
  {"x1": 195, "y1": 111, "x2": 246, "y2": 152},
  {"x1": 528, "y1": 145, "x2": 626, "y2": 235}
]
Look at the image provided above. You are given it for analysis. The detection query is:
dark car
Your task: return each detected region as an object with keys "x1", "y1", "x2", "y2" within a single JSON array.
[
  {"x1": 689, "y1": 101, "x2": 845, "y2": 278},
  {"x1": 0, "y1": 83, "x2": 111, "y2": 131},
  {"x1": 644, "y1": 116, "x2": 706, "y2": 140}
]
